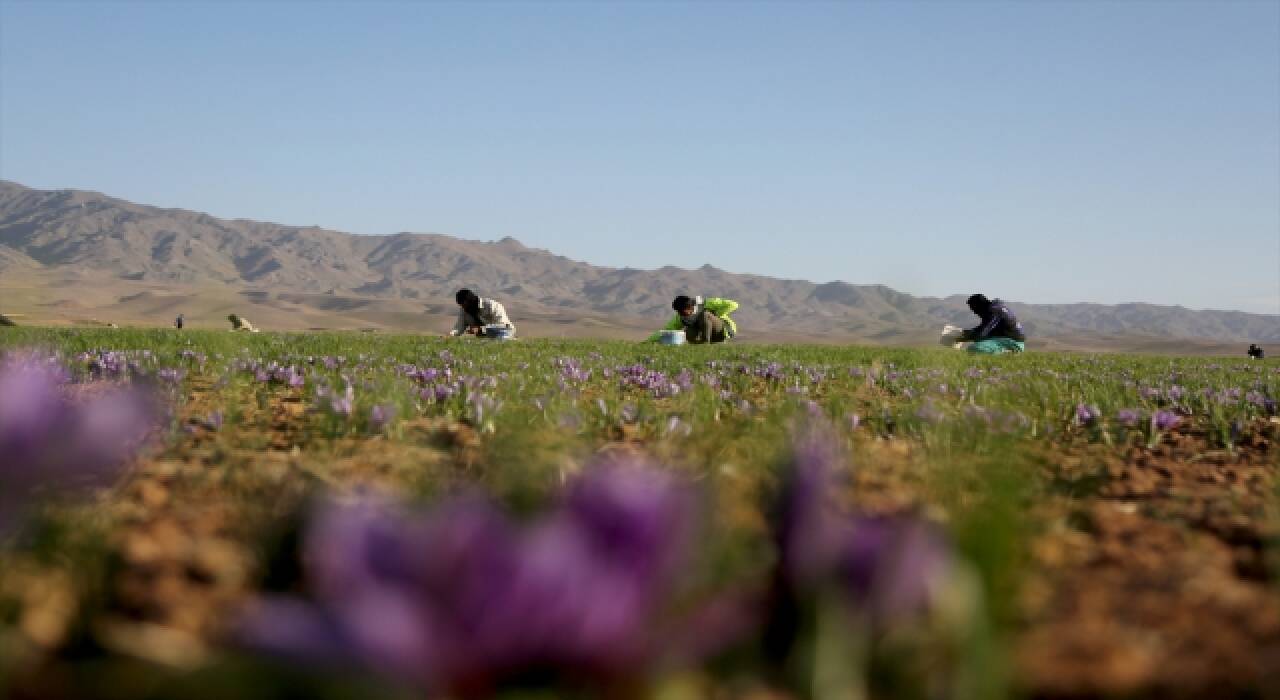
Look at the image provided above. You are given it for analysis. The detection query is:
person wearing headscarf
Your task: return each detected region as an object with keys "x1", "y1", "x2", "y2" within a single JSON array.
[
  {"x1": 959, "y1": 294, "x2": 1026, "y2": 354},
  {"x1": 448, "y1": 289, "x2": 516, "y2": 338}
]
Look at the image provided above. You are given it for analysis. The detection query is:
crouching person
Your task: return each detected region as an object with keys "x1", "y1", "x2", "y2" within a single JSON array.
[
  {"x1": 961, "y1": 294, "x2": 1025, "y2": 354},
  {"x1": 228, "y1": 314, "x2": 258, "y2": 332},
  {"x1": 650, "y1": 295, "x2": 738, "y2": 344},
  {"x1": 447, "y1": 289, "x2": 516, "y2": 338}
]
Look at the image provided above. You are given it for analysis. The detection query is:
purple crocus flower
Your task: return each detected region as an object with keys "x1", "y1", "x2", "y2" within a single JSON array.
[
  {"x1": 369, "y1": 404, "x2": 396, "y2": 432},
  {"x1": 240, "y1": 463, "x2": 713, "y2": 695},
  {"x1": 0, "y1": 356, "x2": 158, "y2": 530},
  {"x1": 1116, "y1": 409, "x2": 1142, "y2": 428},
  {"x1": 157, "y1": 367, "x2": 185, "y2": 384},
  {"x1": 1244, "y1": 391, "x2": 1275, "y2": 414},
  {"x1": 1153, "y1": 410, "x2": 1181, "y2": 431},
  {"x1": 563, "y1": 461, "x2": 697, "y2": 585},
  {"x1": 1075, "y1": 403, "x2": 1101, "y2": 426},
  {"x1": 330, "y1": 385, "x2": 355, "y2": 417},
  {"x1": 772, "y1": 424, "x2": 954, "y2": 627}
]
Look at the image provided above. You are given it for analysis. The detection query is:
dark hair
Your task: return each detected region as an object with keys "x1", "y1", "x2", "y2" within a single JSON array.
[
  {"x1": 966, "y1": 294, "x2": 990, "y2": 310},
  {"x1": 456, "y1": 289, "x2": 479, "y2": 306},
  {"x1": 672, "y1": 295, "x2": 695, "y2": 312}
]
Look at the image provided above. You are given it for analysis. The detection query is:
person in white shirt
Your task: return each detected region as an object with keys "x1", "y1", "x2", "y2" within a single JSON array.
[{"x1": 447, "y1": 289, "x2": 516, "y2": 338}]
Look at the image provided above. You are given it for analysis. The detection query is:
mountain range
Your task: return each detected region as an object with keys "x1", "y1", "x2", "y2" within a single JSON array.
[{"x1": 1, "y1": 180, "x2": 1275, "y2": 352}]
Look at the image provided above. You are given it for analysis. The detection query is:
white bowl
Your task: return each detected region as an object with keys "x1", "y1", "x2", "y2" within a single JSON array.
[{"x1": 659, "y1": 330, "x2": 686, "y2": 346}]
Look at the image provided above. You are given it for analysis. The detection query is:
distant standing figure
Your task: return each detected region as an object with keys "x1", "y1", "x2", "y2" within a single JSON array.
[
  {"x1": 650, "y1": 295, "x2": 739, "y2": 344},
  {"x1": 174, "y1": 314, "x2": 184, "y2": 330},
  {"x1": 447, "y1": 289, "x2": 516, "y2": 338},
  {"x1": 1248, "y1": 344, "x2": 1266, "y2": 360},
  {"x1": 960, "y1": 294, "x2": 1026, "y2": 354},
  {"x1": 228, "y1": 314, "x2": 258, "y2": 332}
]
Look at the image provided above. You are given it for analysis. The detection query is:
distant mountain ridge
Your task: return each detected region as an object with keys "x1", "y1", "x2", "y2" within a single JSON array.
[{"x1": 1, "y1": 180, "x2": 1277, "y2": 343}]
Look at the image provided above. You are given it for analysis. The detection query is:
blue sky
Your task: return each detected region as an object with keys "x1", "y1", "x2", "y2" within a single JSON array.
[{"x1": 2, "y1": 0, "x2": 1277, "y2": 314}]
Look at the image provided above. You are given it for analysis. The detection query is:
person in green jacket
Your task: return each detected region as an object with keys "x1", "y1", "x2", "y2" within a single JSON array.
[{"x1": 649, "y1": 295, "x2": 739, "y2": 344}]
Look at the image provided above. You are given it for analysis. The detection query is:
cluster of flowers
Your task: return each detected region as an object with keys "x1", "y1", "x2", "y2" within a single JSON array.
[
  {"x1": 239, "y1": 424, "x2": 964, "y2": 695},
  {"x1": 252, "y1": 362, "x2": 307, "y2": 387},
  {"x1": 1075, "y1": 405, "x2": 1182, "y2": 431},
  {"x1": 614, "y1": 364, "x2": 683, "y2": 398}
]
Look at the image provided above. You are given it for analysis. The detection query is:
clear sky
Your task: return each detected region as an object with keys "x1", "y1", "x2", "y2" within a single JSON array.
[{"x1": 2, "y1": 1, "x2": 1277, "y2": 314}]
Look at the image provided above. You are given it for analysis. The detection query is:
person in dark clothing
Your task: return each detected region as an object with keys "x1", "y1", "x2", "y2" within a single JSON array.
[
  {"x1": 959, "y1": 294, "x2": 1026, "y2": 354},
  {"x1": 1248, "y1": 344, "x2": 1265, "y2": 360},
  {"x1": 174, "y1": 314, "x2": 184, "y2": 330}
]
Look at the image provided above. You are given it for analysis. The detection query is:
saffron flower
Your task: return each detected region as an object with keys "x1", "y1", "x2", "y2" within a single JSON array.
[
  {"x1": 240, "y1": 462, "x2": 725, "y2": 695},
  {"x1": 1153, "y1": 410, "x2": 1181, "y2": 431},
  {"x1": 1116, "y1": 409, "x2": 1142, "y2": 427},
  {"x1": 0, "y1": 355, "x2": 157, "y2": 531},
  {"x1": 772, "y1": 424, "x2": 956, "y2": 627},
  {"x1": 1075, "y1": 403, "x2": 1101, "y2": 426}
]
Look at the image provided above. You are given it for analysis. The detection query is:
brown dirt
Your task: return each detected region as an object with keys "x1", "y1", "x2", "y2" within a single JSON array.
[
  {"x1": 1019, "y1": 420, "x2": 1280, "y2": 698},
  {"x1": 5, "y1": 381, "x2": 479, "y2": 671},
  {"x1": 5, "y1": 382, "x2": 1279, "y2": 698}
]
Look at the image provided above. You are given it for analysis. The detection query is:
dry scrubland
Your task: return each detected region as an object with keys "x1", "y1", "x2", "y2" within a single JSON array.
[{"x1": 0, "y1": 327, "x2": 1278, "y2": 699}]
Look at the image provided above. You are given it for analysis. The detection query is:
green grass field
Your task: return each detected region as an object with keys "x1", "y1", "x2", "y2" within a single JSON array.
[{"x1": 1, "y1": 328, "x2": 1277, "y2": 699}]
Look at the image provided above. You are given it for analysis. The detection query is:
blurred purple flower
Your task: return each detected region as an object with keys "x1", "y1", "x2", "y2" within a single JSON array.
[
  {"x1": 467, "y1": 393, "x2": 498, "y2": 424},
  {"x1": 1153, "y1": 410, "x2": 1181, "y2": 431},
  {"x1": 329, "y1": 385, "x2": 355, "y2": 417},
  {"x1": 157, "y1": 367, "x2": 185, "y2": 384},
  {"x1": 369, "y1": 404, "x2": 396, "y2": 432},
  {"x1": 1244, "y1": 391, "x2": 1275, "y2": 414},
  {"x1": 0, "y1": 356, "x2": 158, "y2": 529},
  {"x1": 914, "y1": 399, "x2": 944, "y2": 424},
  {"x1": 240, "y1": 463, "x2": 716, "y2": 695},
  {"x1": 1075, "y1": 403, "x2": 1101, "y2": 426},
  {"x1": 1116, "y1": 409, "x2": 1141, "y2": 427},
  {"x1": 773, "y1": 423, "x2": 954, "y2": 627}
]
